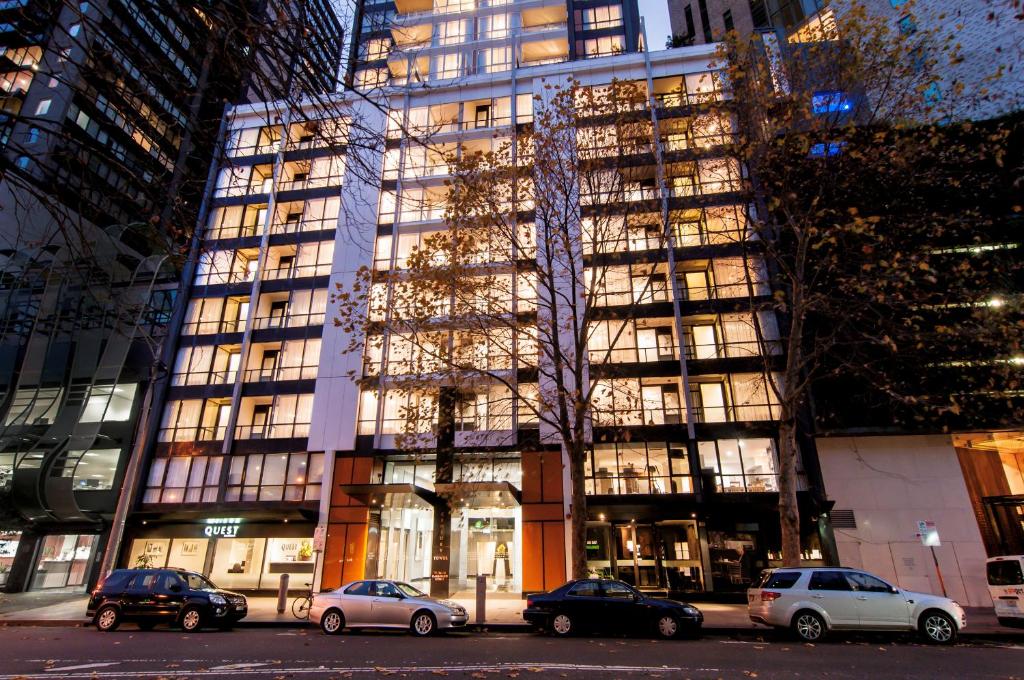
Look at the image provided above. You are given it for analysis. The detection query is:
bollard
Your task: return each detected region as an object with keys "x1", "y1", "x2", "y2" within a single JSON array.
[
  {"x1": 277, "y1": 573, "x2": 290, "y2": 614},
  {"x1": 475, "y1": 574, "x2": 486, "y2": 625}
]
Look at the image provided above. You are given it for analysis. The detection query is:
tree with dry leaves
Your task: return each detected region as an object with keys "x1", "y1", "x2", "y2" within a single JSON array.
[{"x1": 717, "y1": 2, "x2": 1024, "y2": 565}]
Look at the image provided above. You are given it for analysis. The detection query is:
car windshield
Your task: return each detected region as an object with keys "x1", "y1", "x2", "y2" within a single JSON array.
[
  {"x1": 395, "y1": 582, "x2": 426, "y2": 598},
  {"x1": 184, "y1": 572, "x2": 218, "y2": 591}
]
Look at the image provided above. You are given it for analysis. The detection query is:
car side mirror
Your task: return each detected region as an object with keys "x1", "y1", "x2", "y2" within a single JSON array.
[{"x1": 890, "y1": 587, "x2": 900, "y2": 595}]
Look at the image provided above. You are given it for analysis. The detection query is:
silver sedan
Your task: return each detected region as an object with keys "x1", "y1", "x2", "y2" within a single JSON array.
[{"x1": 311, "y1": 579, "x2": 469, "y2": 636}]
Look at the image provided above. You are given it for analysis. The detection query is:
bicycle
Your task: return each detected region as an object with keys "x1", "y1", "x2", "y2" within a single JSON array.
[{"x1": 292, "y1": 582, "x2": 314, "y2": 620}]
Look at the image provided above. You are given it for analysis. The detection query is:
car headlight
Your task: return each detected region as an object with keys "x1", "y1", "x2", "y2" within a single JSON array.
[
  {"x1": 681, "y1": 606, "x2": 700, "y2": 616},
  {"x1": 209, "y1": 594, "x2": 226, "y2": 605},
  {"x1": 439, "y1": 600, "x2": 466, "y2": 614}
]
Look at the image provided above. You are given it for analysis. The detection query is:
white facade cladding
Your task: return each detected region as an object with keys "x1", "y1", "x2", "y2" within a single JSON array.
[
  {"x1": 816, "y1": 435, "x2": 991, "y2": 607},
  {"x1": 125, "y1": 26, "x2": 821, "y2": 597}
]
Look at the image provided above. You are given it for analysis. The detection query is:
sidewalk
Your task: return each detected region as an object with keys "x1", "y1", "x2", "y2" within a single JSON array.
[{"x1": 1, "y1": 591, "x2": 1021, "y2": 640}]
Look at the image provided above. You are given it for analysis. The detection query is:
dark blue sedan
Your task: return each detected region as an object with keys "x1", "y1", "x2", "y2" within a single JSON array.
[{"x1": 523, "y1": 579, "x2": 703, "y2": 639}]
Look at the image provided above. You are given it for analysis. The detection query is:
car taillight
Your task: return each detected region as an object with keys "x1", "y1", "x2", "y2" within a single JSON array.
[
  {"x1": 761, "y1": 591, "x2": 782, "y2": 602},
  {"x1": 527, "y1": 598, "x2": 535, "y2": 608}
]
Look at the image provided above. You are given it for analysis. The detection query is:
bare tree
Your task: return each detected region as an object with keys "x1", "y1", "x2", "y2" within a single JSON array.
[{"x1": 334, "y1": 78, "x2": 750, "y2": 578}]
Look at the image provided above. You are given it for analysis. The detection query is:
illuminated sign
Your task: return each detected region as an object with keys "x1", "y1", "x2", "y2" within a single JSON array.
[{"x1": 203, "y1": 518, "x2": 243, "y2": 538}]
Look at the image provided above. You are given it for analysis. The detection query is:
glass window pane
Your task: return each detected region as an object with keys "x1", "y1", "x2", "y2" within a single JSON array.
[
  {"x1": 245, "y1": 455, "x2": 263, "y2": 485},
  {"x1": 228, "y1": 456, "x2": 245, "y2": 485},
  {"x1": 165, "y1": 457, "x2": 190, "y2": 487},
  {"x1": 206, "y1": 457, "x2": 223, "y2": 486},
  {"x1": 262, "y1": 454, "x2": 288, "y2": 486},
  {"x1": 188, "y1": 457, "x2": 208, "y2": 487}
]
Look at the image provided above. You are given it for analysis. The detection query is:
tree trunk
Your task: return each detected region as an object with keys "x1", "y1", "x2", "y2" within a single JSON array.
[
  {"x1": 777, "y1": 416, "x2": 802, "y2": 567},
  {"x1": 569, "y1": 438, "x2": 589, "y2": 579}
]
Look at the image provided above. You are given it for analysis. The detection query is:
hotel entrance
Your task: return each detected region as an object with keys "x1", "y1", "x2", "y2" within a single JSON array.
[
  {"x1": 374, "y1": 503, "x2": 434, "y2": 590},
  {"x1": 449, "y1": 505, "x2": 521, "y2": 593}
]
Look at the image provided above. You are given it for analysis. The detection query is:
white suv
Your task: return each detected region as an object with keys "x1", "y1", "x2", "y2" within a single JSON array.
[{"x1": 748, "y1": 567, "x2": 966, "y2": 644}]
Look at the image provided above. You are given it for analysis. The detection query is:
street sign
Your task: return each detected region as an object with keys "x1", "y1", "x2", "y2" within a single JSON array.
[
  {"x1": 917, "y1": 520, "x2": 940, "y2": 547},
  {"x1": 313, "y1": 525, "x2": 327, "y2": 551}
]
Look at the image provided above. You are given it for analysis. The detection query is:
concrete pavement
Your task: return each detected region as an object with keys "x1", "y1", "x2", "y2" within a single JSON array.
[{"x1": 1, "y1": 590, "x2": 1021, "y2": 640}]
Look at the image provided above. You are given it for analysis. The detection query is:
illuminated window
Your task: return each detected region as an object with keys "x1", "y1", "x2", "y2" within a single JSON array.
[
  {"x1": 811, "y1": 90, "x2": 851, "y2": 114},
  {"x1": 579, "y1": 5, "x2": 622, "y2": 30},
  {"x1": 582, "y1": 35, "x2": 623, "y2": 58}
]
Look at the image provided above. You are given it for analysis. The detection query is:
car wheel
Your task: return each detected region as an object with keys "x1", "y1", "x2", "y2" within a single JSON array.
[
  {"x1": 655, "y1": 614, "x2": 679, "y2": 639},
  {"x1": 410, "y1": 610, "x2": 436, "y2": 637},
  {"x1": 180, "y1": 606, "x2": 204, "y2": 632},
  {"x1": 321, "y1": 608, "x2": 345, "y2": 635},
  {"x1": 550, "y1": 612, "x2": 573, "y2": 637},
  {"x1": 919, "y1": 610, "x2": 957, "y2": 645},
  {"x1": 95, "y1": 605, "x2": 120, "y2": 632},
  {"x1": 791, "y1": 610, "x2": 826, "y2": 642}
]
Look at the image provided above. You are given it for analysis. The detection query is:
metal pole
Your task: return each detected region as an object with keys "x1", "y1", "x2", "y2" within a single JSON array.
[
  {"x1": 277, "y1": 573, "x2": 290, "y2": 614},
  {"x1": 929, "y1": 546, "x2": 947, "y2": 597},
  {"x1": 475, "y1": 574, "x2": 486, "y2": 625}
]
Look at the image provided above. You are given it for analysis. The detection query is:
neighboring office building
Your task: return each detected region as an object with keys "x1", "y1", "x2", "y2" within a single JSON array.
[
  {"x1": 0, "y1": 0, "x2": 343, "y2": 593},
  {"x1": 120, "y1": 0, "x2": 837, "y2": 599},
  {"x1": 666, "y1": 0, "x2": 1023, "y2": 119}
]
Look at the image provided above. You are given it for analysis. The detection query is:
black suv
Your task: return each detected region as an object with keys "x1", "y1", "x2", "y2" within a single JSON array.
[{"x1": 87, "y1": 568, "x2": 247, "y2": 632}]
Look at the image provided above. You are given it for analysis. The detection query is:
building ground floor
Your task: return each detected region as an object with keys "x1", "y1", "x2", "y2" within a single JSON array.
[
  {"x1": 111, "y1": 430, "x2": 1024, "y2": 607},
  {"x1": 816, "y1": 432, "x2": 1024, "y2": 608},
  {"x1": 0, "y1": 524, "x2": 108, "y2": 594},
  {"x1": 319, "y1": 450, "x2": 836, "y2": 600},
  {"x1": 120, "y1": 514, "x2": 319, "y2": 594}
]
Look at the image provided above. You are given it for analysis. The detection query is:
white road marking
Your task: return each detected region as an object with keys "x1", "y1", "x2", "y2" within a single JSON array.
[
  {"x1": 44, "y1": 662, "x2": 120, "y2": 672},
  {"x1": 208, "y1": 663, "x2": 270, "y2": 670},
  {"x1": 2, "y1": 662, "x2": 687, "y2": 679}
]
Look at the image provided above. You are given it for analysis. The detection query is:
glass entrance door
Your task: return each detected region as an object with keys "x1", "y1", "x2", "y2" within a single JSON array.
[
  {"x1": 31, "y1": 534, "x2": 98, "y2": 590},
  {"x1": 376, "y1": 506, "x2": 434, "y2": 591},
  {"x1": 449, "y1": 506, "x2": 521, "y2": 594}
]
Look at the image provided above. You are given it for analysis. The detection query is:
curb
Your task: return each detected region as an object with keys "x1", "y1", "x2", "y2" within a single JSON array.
[{"x1": 3, "y1": 619, "x2": 1023, "y2": 641}]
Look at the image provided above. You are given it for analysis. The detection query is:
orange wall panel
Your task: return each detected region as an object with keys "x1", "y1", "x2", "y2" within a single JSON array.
[
  {"x1": 541, "y1": 451, "x2": 564, "y2": 502},
  {"x1": 543, "y1": 521, "x2": 567, "y2": 589},
  {"x1": 521, "y1": 452, "x2": 543, "y2": 503},
  {"x1": 522, "y1": 521, "x2": 544, "y2": 592}
]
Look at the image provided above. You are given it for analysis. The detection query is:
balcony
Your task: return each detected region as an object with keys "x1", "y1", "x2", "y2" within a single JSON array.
[
  {"x1": 158, "y1": 425, "x2": 226, "y2": 443},
  {"x1": 182, "y1": 318, "x2": 246, "y2": 335},
  {"x1": 234, "y1": 422, "x2": 311, "y2": 440},
  {"x1": 170, "y1": 369, "x2": 238, "y2": 387},
  {"x1": 252, "y1": 311, "x2": 326, "y2": 330},
  {"x1": 243, "y1": 365, "x2": 319, "y2": 382}
]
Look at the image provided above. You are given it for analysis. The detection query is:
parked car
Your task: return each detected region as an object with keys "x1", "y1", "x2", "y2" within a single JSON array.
[
  {"x1": 986, "y1": 555, "x2": 1024, "y2": 627},
  {"x1": 87, "y1": 568, "x2": 247, "y2": 632},
  {"x1": 311, "y1": 579, "x2": 468, "y2": 636},
  {"x1": 522, "y1": 578, "x2": 703, "y2": 639},
  {"x1": 747, "y1": 567, "x2": 965, "y2": 644}
]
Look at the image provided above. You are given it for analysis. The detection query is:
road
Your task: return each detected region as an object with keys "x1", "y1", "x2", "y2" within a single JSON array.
[{"x1": 0, "y1": 627, "x2": 1021, "y2": 679}]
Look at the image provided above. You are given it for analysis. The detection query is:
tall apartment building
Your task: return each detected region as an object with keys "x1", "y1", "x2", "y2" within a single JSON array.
[
  {"x1": 119, "y1": 0, "x2": 836, "y2": 600},
  {"x1": 665, "y1": 0, "x2": 1022, "y2": 119},
  {"x1": 0, "y1": 0, "x2": 343, "y2": 593},
  {"x1": 658, "y1": 5, "x2": 1024, "y2": 605}
]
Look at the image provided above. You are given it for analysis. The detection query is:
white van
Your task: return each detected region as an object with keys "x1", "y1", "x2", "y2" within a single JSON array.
[{"x1": 986, "y1": 555, "x2": 1024, "y2": 627}]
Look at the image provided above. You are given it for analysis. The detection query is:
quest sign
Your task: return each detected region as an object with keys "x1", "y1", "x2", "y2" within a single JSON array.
[{"x1": 202, "y1": 518, "x2": 243, "y2": 538}]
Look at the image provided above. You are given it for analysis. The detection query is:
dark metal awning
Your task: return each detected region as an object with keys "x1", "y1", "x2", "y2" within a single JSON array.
[
  {"x1": 432, "y1": 481, "x2": 522, "y2": 509},
  {"x1": 338, "y1": 483, "x2": 440, "y2": 509}
]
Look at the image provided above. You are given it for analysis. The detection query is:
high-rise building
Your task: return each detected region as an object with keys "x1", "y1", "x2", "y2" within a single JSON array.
[
  {"x1": 665, "y1": 0, "x2": 1022, "y2": 119},
  {"x1": 0, "y1": 0, "x2": 343, "y2": 593},
  {"x1": 347, "y1": 0, "x2": 643, "y2": 90},
  {"x1": 118, "y1": 0, "x2": 837, "y2": 600}
]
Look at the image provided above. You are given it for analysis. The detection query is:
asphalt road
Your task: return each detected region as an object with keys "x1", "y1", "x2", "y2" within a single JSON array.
[{"x1": 0, "y1": 627, "x2": 1021, "y2": 679}]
